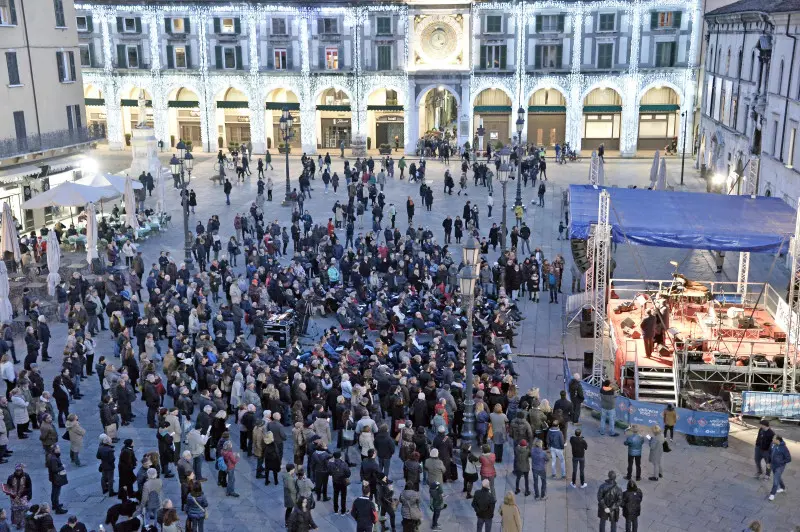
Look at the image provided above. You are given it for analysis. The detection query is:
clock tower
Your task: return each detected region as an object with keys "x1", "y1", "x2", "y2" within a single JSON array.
[{"x1": 411, "y1": 14, "x2": 469, "y2": 71}]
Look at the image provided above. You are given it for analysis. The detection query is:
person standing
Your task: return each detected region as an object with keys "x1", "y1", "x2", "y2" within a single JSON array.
[
  {"x1": 499, "y1": 491, "x2": 522, "y2": 532},
  {"x1": 65, "y1": 414, "x2": 85, "y2": 466},
  {"x1": 221, "y1": 441, "x2": 240, "y2": 497},
  {"x1": 547, "y1": 420, "x2": 565, "y2": 479},
  {"x1": 487, "y1": 193, "x2": 493, "y2": 218},
  {"x1": 599, "y1": 380, "x2": 618, "y2": 437},
  {"x1": 624, "y1": 426, "x2": 644, "y2": 481},
  {"x1": 531, "y1": 440, "x2": 547, "y2": 500},
  {"x1": 471, "y1": 479, "x2": 496, "y2": 532},
  {"x1": 755, "y1": 419, "x2": 774, "y2": 479},
  {"x1": 568, "y1": 374, "x2": 585, "y2": 423},
  {"x1": 350, "y1": 483, "x2": 377, "y2": 532},
  {"x1": 621, "y1": 480, "x2": 643, "y2": 532},
  {"x1": 640, "y1": 309, "x2": 657, "y2": 358},
  {"x1": 768, "y1": 435, "x2": 791, "y2": 501},
  {"x1": 512, "y1": 439, "x2": 530, "y2": 496},
  {"x1": 46, "y1": 445, "x2": 68, "y2": 514},
  {"x1": 647, "y1": 426, "x2": 664, "y2": 481},
  {"x1": 537, "y1": 182, "x2": 546, "y2": 207},
  {"x1": 478, "y1": 445, "x2": 497, "y2": 497},
  {"x1": 597, "y1": 471, "x2": 623, "y2": 532},
  {"x1": 186, "y1": 485, "x2": 208, "y2": 532},
  {"x1": 282, "y1": 464, "x2": 298, "y2": 526},
  {"x1": 429, "y1": 481, "x2": 445, "y2": 530},
  {"x1": 570, "y1": 429, "x2": 588, "y2": 488},
  {"x1": 223, "y1": 179, "x2": 233, "y2": 206},
  {"x1": 398, "y1": 481, "x2": 421, "y2": 532}
]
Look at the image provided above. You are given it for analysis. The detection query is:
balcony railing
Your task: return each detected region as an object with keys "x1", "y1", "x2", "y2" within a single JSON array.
[{"x1": 0, "y1": 127, "x2": 104, "y2": 159}]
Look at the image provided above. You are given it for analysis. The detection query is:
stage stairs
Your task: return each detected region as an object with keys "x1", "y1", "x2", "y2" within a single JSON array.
[{"x1": 636, "y1": 366, "x2": 679, "y2": 405}]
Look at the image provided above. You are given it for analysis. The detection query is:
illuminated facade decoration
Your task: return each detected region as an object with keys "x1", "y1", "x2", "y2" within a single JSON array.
[{"x1": 76, "y1": 0, "x2": 700, "y2": 156}]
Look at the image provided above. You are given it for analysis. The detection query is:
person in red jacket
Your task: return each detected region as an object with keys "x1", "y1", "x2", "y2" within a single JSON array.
[{"x1": 221, "y1": 440, "x2": 240, "y2": 497}]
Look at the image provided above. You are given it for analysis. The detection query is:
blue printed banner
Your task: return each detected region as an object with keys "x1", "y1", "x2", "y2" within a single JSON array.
[
  {"x1": 741, "y1": 392, "x2": 800, "y2": 419},
  {"x1": 626, "y1": 401, "x2": 666, "y2": 428},
  {"x1": 581, "y1": 381, "x2": 602, "y2": 411},
  {"x1": 563, "y1": 355, "x2": 571, "y2": 395},
  {"x1": 674, "y1": 408, "x2": 730, "y2": 437}
]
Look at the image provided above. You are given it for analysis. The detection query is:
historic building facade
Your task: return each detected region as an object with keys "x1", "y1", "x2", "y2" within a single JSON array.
[
  {"x1": 699, "y1": 1, "x2": 800, "y2": 203},
  {"x1": 75, "y1": 0, "x2": 702, "y2": 156}
]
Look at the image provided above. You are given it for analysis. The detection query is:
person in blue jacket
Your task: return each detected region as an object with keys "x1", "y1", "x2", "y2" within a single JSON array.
[
  {"x1": 624, "y1": 425, "x2": 644, "y2": 481},
  {"x1": 769, "y1": 435, "x2": 792, "y2": 501}
]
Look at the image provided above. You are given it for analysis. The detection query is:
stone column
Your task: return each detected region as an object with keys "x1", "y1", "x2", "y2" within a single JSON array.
[
  {"x1": 106, "y1": 79, "x2": 124, "y2": 150},
  {"x1": 249, "y1": 100, "x2": 267, "y2": 154},
  {"x1": 620, "y1": 75, "x2": 640, "y2": 157},
  {"x1": 567, "y1": 74, "x2": 582, "y2": 151}
]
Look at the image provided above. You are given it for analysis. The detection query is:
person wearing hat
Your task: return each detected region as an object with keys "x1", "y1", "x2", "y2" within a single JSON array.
[
  {"x1": 597, "y1": 471, "x2": 623, "y2": 532},
  {"x1": 424, "y1": 448, "x2": 446, "y2": 487}
]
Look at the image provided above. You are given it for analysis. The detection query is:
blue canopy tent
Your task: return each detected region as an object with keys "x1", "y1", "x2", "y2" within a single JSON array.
[{"x1": 568, "y1": 185, "x2": 796, "y2": 253}]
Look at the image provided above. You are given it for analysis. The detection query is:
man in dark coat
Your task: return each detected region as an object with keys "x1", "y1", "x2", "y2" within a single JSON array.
[
  {"x1": 118, "y1": 439, "x2": 137, "y2": 498},
  {"x1": 597, "y1": 471, "x2": 623, "y2": 532},
  {"x1": 350, "y1": 484, "x2": 376, "y2": 532},
  {"x1": 568, "y1": 374, "x2": 585, "y2": 423},
  {"x1": 97, "y1": 435, "x2": 117, "y2": 495},
  {"x1": 432, "y1": 426, "x2": 454, "y2": 483},
  {"x1": 142, "y1": 375, "x2": 159, "y2": 428}
]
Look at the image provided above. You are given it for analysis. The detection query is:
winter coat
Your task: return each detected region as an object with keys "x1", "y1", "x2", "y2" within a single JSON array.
[
  {"x1": 600, "y1": 386, "x2": 616, "y2": 410},
  {"x1": 648, "y1": 433, "x2": 665, "y2": 465},
  {"x1": 65, "y1": 419, "x2": 86, "y2": 452},
  {"x1": 311, "y1": 416, "x2": 332, "y2": 449},
  {"x1": 547, "y1": 427, "x2": 564, "y2": 450},
  {"x1": 471, "y1": 487, "x2": 496, "y2": 519},
  {"x1": 513, "y1": 444, "x2": 531, "y2": 475},
  {"x1": 399, "y1": 489, "x2": 422, "y2": 521},
  {"x1": 282, "y1": 471, "x2": 297, "y2": 508},
  {"x1": 287, "y1": 508, "x2": 317, "y2": 532},
  {"x1": 500, "y1": 501, "x2": 523, "y2": 532},
  {"x1": 624, "y1": 434, "x2": 644, "y2": 457},
  {"x1": 489, "y1": 412, "x2": 508, "y2": 444},
  {"x1": 621, "y1": 487, "x2": 643, "y2": 519},
  {"x1": 479, "y1": 453, "x2": 496, "y2": 478},
  {"x1": 10, "y1": 396, "x2": 29, "y2": 425},
  {"x1": 424, "y1": 457, "x2": 446, "y2": 484}
]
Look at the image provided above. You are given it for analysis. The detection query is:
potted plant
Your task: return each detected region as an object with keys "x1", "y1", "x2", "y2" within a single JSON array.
[
  {"x1": 184, "y1": 140, "x2": 193, "y2": 152},
  {"x1": 378, "y1": 143, "x2": 392, "y2": 155},
  {"x1": 228, "y1": 142, "x2": 239, "y2": 154},
  {"x1": 124, "y1": 133, "x2": 131, "y2": 146},
  {"x1": 367, "y1": 137, "x2": 372, "y2": 150},
  {"x1": 463, "y1": 141, "x2": 471, "y2": 152},
  {"x1": 278, "y1": 142, "x2": 291, "y2": 154},
  {"x1": 170, "y1": 135, "x2": 175, "y2": 148},
  {"x1": 494, "y1": 140, "x2": 504, "y2": 150}
]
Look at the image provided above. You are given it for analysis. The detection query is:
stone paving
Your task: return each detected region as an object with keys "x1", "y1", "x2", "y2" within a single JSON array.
[{"x1": 4, "y1": 147, "x2": 800, "y2": 531}]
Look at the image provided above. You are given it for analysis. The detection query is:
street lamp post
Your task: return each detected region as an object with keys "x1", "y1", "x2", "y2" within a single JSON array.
[
  {"x1": 679, "y1": 110, "x2": 689, "y2": 186},
  {"x1": 459, "y1": 235, "x2": 480, "y2": 445},
  {"x1": 170, "y1": 140, "x2": 194, "y2": 270},
  {"x1": 280, "y1": 107, "x2": 295, "y2": 205},
  {"x1": 514, "y1": 107, "x2": 525, "y2": 208},
  {"x1": 498, "y1": 147, "x2": 511, "y2": 251}
]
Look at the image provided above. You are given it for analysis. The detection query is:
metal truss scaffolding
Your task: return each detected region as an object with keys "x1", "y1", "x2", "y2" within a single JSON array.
[
  {"x1": 591, "y1": 190, "x2": 611, "y2": 386},
  {"x1": 783, "y1": 196, "x2": 800, "y2": 393},
  {"x1": 737, "y1": 157, "x2": 760, "y2": 298}
]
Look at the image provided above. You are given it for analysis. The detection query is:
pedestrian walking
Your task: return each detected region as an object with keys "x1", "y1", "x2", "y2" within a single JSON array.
[
  {"x1": 768, "y1": 435, "x2": 791, "y2": 501},
  {"x1": 755, "y1": 418, "x2": 774, "y2": 479}
]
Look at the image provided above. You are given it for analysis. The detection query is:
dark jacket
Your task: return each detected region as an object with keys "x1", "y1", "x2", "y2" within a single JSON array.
[
  {"x1": 471, "y1": 487, "x2": 496, "y2": 519},
  {"x1": 570, "y1": 435, "x2": 588, "y2": 458},
  {"x1": 597, "y1": 479, "x2": 623, "y2": 519},
  {"x1": 621, "y1": 487, "x2": 643, "y2": 518},
  {"x1": 350, "y1": 496, "x2": 376, "y2": 530},
  {"x1": 374, "y1": 430, "x2": 396, "y2": 459},
  {"x1": 96, "y1": 443, "x2": 116, "y2": 471}
]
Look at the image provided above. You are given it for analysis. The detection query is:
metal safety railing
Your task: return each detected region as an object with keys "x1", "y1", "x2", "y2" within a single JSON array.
[{"x1": 0, "y1": 127, "x2": 104, "y2": 159}]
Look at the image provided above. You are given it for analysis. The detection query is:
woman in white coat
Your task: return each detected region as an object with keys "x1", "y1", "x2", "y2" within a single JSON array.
[
  {"x1": 0, "y1": 354, "x2": 16, "y2": 400},
  {"x1": 9, "y1": 389, "x2": 29, "y2": 438},
  {"x1": 121, "y1": 240, "x2": 136, "y2": 267}
]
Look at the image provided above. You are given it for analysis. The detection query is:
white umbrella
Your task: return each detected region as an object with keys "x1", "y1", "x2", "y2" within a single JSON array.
[
  {"x1": 0, "y1": 203, "x2": 20, "y2": 263},
  {"x1": 46, "y1": 230, "x2": 60, "y2": 297},
  {"x1": 656, "y1": 158, "x2": 667, "y2": 190},
  {"x1": 156, "y1": 167, "x2": 169, "y2": 214},
  {"x1": 124, "y1": 175, "x2": 140, "y2": 237},
  {"x1": 86, "y1": 202, "x2": 98, "y2": 264},
  {"x1": 0, "y1": 262, "x2": 11, "y2": 323},
  {"x1": 597, "y1": 155, "x2": 605, "y2": 186},
  {"x1": 76, "y1": 173, "x2": 143, "y2": 195},
  {"x1": 21, "y1": 182, "x2": 116, "y2": 209},
  {"x1": 649, "y1": 150, "x2": 661, "y2": 188}
]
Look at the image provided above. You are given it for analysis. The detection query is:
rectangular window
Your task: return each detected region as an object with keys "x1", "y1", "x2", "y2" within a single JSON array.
[
  {"x1": 486, "y1": 15, "x2": 502, "y2": 33},
  {"x1": 221, "y1": 18, "x2": 235, "y2": 33},
  {"x1": 126, "y1": 45, "x2": 139, "y2": 68},
  {"x1": 538, "y1": 45, "x2": 561, "y2": 68},
  {"x1": 325, "y1": 46, "x2": 338, "y2": 69},
  {"x1": 376, "y1": 16, "x2": 391, "y2": 35},
  {"x1": 377, "y1": 44, "x2": 391, "y2": 70},
  {"x1": 598, "y1": 13, "x2": 615, "y2": 32},
  {"x1": 173, "y1": 46, "x2": 187, "y2": 68},
  {"x1": 0, "y1": 3, "x2": 16, "y2": 26},
  {"x1": 321, "y1": 18, "x2": 338, "y2": 34},
  {"x1": 76, "y1": 16, "x2": 88, "y2": 32},
  {"x1": 657, "y1": 12, "x2": 674, "y2": 28},
  {"x1": 731, "y1": 96, "x2": 738, "y2": 129},
  {"x1": 223, "y1": 46, "x2": 236, "y2": 69},
  {"x1": 13, "y1": 111, "x2": 26, "y2": 143},
  {"x1": 53, "y1": 0, "x2": 65, "y2": 27},
  {"x1": 788, "y1": 127, "x2": 797, "y2": 167},
  {"x1": 484, "y1": 44, "x2": 507, "y2": 69},
  {"x1": 79, "y1": 44, "x2": 91, "y2": 67},
  {"x1": 272, "y1": 18, "x2": 287, "y2": 35},
  {"x1": 56, "y1": 50, "x2": 76, "y2": 81},
  {"x1": 655, "y1": 42, "x2": 675, "y2": 67},
  {"x1": 6, "y1": 51, "x2": 20, "y2": 86},
  {"x1": 66, "y1": 105, "x2": 74, "y2": 131},
  {"x1": 274, "y1": 48, "x2": 287, "y2": 70},
  {"x1": 597, "y1": 43, "x2": 613, "y2": 69},
  {"x1": 171, "y1": 18, "x2": 185, "y2": 33},
  {"x1": 538, "y1": 15, "x2": 563, "y2": 33},
  {"x1": 123, "y1": 17, "x2": 137, "y2": 33}
]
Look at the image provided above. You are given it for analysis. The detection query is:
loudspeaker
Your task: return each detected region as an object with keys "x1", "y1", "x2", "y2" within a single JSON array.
[
  {"x1": 581, "y1": 306, "x2": 593, "y2": 322},
  {"x1": 620, "y1": 317, "x2": 636, "y2": 328},
  {"x1": 571, "y1": 239, "x2": 591, "y2": 273},
  {"x1": 583, "y1": 351, "x2": 594, "y2": 370},
  {"x1": 579, "y1": 321, "x2": 594, "y2": 338}
]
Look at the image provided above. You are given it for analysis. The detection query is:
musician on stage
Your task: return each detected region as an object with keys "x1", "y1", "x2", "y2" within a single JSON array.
[{"x1": 641, "y1": 309, "x2": 658, "y2": 358}]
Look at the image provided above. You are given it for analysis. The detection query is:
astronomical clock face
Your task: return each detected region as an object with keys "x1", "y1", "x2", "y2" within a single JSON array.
[{"x1": 414, "y1": 14, "x2": 463, "y2": 66}]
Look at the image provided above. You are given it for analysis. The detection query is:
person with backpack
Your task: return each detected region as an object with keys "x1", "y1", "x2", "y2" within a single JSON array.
[
  {"x1": 328, "y1": 451, "x2": 351, "y2": 515},
  {"x1": 621, "y1": 480, "x2": 643, "y2": 532},
  {"x1": 597, "y1": 471, "x2": 623, "y2": 532},
  {"x1": 350, "y1": 483, "x2": 377, "y2": 532},
  {"x1": 138, "y1": 468, "x2": 162, "y2": 526}
]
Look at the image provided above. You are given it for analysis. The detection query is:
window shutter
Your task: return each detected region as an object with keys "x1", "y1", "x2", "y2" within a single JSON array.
[
  {"x1": 165, "y1": 18, "x2": 171, "y2": 34},
  {"x1": 234, "y1": 18, "x2": 241, "y2": 34},
  {"x1": 185, "y1": 19, "x2": 190, "y2": 33},
  {"x1": 215, "y1": 45, "x2": 222, "y2": 69},
  {"x1": 66, "y1": 106, "x2": 74, "y2": 131},
  {"x1": 480, "y1": 45, "x2": 486, "y2": 69},
  {"x1": 53, "y1": 0, "x2": 64, "y2": 26},
  {"x1": 167, "y1": 45, "x2": 174, "y2": 68},
  {"x1": 117, "y1": 44, "x2": 126, "y2": 67},
  {"x1": 318, "y1": 45, "x2": 324, "y2": 69},
  {"x1": 556, "y1": 45, "x2": 563, "y2": 68},
  {"x1": 499, "y1": 45, "x2": 507, "y2": 69},
  {"x1": 116, "y1": 16, "x2": 123, "y2": 33},
  {"x1": 317, "y1": 19, "x2": 323, "y2": 35},
  {"x1": 534, "y1": 45, "x2": 541, "y2": 68},
  {"x1": 134, "y1": 17, "x2": 142, "y2": 34},
  {"x1": 650, "y1": 12, "x2": 658, "y2": 29},
  {"x1": 8, "y1": 0, "x2": 17, "y2": 25},
  {"x1": 213, "y1": 18, "x2": 220, "y2": 34},
  {"x1": 267, "y1": 46, "x2": 274, "y2": 69},
  {"x1": 13, "y1": 111, "x2": 26, "y2": 140},
  {"x1": 74, "y1": 105, "x2": 82, "y2": 129},
  {"x1": 287, "y1": 46, "x2": 293, "y2": 70},
  {"x1": 86, "y1": 15, "x2": 93, "y2": 32},
  {"x1": 673, "y1": 11, "x2": 682, "y2": 29},
  {"x1": 56, "y1": 51, "x2": 65, "y2": 81},
  {"x1": 186, "y1": 45, "x2": 192, "y2": 68},
  {"x1": 88, "y1": 42, "x2": 95, "y2": 67},
  {"x1": 137, "y1": 44, "x2": 143, "y2": 67},
  {"x1": 235, "y1": 45, "x2": 243, "y2": 69},
  {"x1": 68, "y1": 51, "x2": 76, "y2": 80},
  {"x1": 557, "y1": 15, "x2": 565, "y2": 32},
  {"x1": 338, "y1": 44, "x2": 343, "y2": 69},
  {"x1": 6, "y1": 52, "x2": 19, "y2": 85},
  {"x1": 670, "y1": 42, "x2": 677, "y2": 66},
  {"x1": 535, "y1": 16, "x2": 542, "y2": 33}
]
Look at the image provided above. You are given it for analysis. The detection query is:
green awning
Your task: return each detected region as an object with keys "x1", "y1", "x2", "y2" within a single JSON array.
[
  {"x1": 121, "y1": 99, "x2": 152, "y2": 107},
  {"x1": 216, "y1": 101, "x2": 248, "y2": 109},
  {"x1": 640, "y1": 104, "x2": 680, "y2": 112},
  {"x1": 317, "y1": 105, "x2": 351, "y2": 111},
  {"x1": 169, "y1": 100, "x2": 199, "y2": 108},
  {"x1": 528, "y1": 105, "x2": 566, "y2": 113},
  {"x1": 474, "y1": 105, "x2": 512, "y2": 113},
  {"x1": 266, "y1": 102, "x2": 300, "y2": 110},
  {"x1": 367, "y1": 105, "x2": 404, "y2": 112},
  {"x1": 85, "y1": 98, "x2": 105, "y2": 106},
  {"x1": 583, "y1": 105, "x2": 622, "y2": 113}
]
